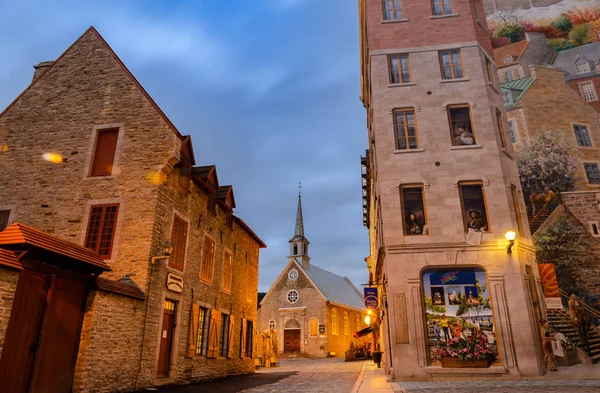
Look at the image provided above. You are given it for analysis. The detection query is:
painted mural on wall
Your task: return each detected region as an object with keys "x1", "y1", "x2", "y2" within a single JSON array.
[
  {"x1": 484, "y1": 0, "x2": 600, "y2": 51},
  {"x1": 422, "y1": 267, "x2": 499, "y2": 366}
]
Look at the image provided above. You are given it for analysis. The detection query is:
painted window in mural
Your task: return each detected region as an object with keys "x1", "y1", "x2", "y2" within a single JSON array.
[
  {"x1": 448, "y1": 105, "x2": 476, "y2": 146},
  {"x1": 422, "y1": 267, "x2": 499, "y2": 366},
  {"x1": 459, "y1": 182, "x2": 489, "y2": 232},
  {"x1": 401, "y1": 186, "x2": 428, "y2": 235}
]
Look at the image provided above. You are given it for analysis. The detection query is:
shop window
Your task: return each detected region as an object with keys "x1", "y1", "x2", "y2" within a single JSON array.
[
  {"x1": 400, "y1": 186, "x2": 427, "y2": 235},
  {"x1": 448, "y1": 105, "x2": 476, "y2": 146},
  {"x1": 459, "y1": 183, "x2": 489, "y2": 232}
]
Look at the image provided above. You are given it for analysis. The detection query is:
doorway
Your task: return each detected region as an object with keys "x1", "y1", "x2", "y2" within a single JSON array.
[
  {"x1": 0, "y1": 270, "x2": 86, "y2": 393},
  {"x1": 157, "y1": 299, "x2": 177, "y2": 378},
  {"x1": 284, "y1": 329, "x2": 301, "y2": 353}
]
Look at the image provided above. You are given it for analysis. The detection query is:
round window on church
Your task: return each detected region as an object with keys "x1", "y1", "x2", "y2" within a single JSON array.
[
  {"x1": 287, "y1": 290, "x2": 299, "y2": 304},
  {"x1": 288, "y1": 269, "x2": 298, "y2": 281}
]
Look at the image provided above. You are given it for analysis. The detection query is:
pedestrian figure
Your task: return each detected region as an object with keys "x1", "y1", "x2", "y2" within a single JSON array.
[
  {"x1": 440, "y1": 314, "x2": 451, "y2": 341},
  {"x1": 568, "y1": 294, "x2": 580, "y2": 323},
  {"x1": 433, "y1": 321, "x2": 441, "y2": 342},
  {"x1": 540, "y1": 319, "x2": 557, "y2": 371}
]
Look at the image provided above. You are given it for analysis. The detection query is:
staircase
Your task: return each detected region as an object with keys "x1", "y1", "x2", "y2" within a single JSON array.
[
  {"x1": 546, "y1": 294, "x2": 600, "y2": 363},
  {"x1": 528, "y1": 194, "x2": 561, "y2": 236}
]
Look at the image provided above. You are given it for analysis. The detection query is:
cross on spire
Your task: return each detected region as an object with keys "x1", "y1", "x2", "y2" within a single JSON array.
[{"x1": 297, "y1": 181, "x2": 302, "y2": 196}]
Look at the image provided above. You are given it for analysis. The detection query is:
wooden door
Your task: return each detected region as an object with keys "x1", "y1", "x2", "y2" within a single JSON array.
[
  {"x1": 29, "y1": 276, "x2": 86, "y2": 393},
  {"x1": 0, "y1": 270, "x2": 50, "y2": 393},
  {"x1": 284, "y1": 330, "x2": 300, "y2": 353},
  {"x1": 157, "y1": 300, "x2": 177, "y2": 377}
]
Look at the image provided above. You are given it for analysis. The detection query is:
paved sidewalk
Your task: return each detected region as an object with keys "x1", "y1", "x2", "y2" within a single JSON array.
[{"x1": 352, "y1": 361, "x2": 396, "y2": 393}]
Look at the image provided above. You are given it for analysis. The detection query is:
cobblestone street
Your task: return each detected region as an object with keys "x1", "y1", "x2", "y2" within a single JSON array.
[
  {"x1": 394, "y1": 380, "x2": 600, "y2": 393},
  {"x1": 241, "y1": 358, "x2": 363, "y2": 393}
]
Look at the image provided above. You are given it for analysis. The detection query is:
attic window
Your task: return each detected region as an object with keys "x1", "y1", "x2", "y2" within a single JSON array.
[
  {"x1": 288, "y1": 269, "x2": 298, "y2": 281},
  {"x1": 504, "y1": 55, "x2": 513, "y2": 63},
  {"x1": 177, "y1": 151, "x2": 191, "y2": 188},
  {"x1": 576, "y1": 62, "x2": 591, "y2": 74},
  {"x1": 207, "y1": 194, "x2": 217, "y2": 214}
]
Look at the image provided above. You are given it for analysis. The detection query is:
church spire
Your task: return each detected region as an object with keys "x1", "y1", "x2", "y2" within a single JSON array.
[{"x1": 289, "y1": 182, "x2": 310, "y2": 268}]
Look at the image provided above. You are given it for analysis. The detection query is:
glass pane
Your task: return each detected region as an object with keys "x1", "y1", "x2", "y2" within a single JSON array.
[
  {"x1": 396, "y1": 113, "x2": 406, "y2": 126},
  {"x1": 453, "y1": 65, "x2": 463, "y2": 78},
  {"x1": 390, "y1": 57, "x2": 400, "y2": 70},
  {"x1": 400, "y1": 56, "x2": 409, "y2": 69},
  {"x1": 391, "y1": 70, "x2": 400, "y2": 84},
  {"x1": 433, "y1": 5, "x2": 442, "y2": 15},
  {"x1": 384, "y1": 0, "x2": 392, "y2": 10},
  {"x1": 385, "y1": 10, "x2": 392, "y2": 20},
  {"x1": 397, "y1": 138, "x2": 407, "y2": 150},
  {"x1": 442, "y1": 66, "x2": 452, "y2": 79},
  {"x1": 408, "y1": 126, "x2": 416, "y2": 137},
  {"x1": 394, "y1": 0, "x2": 401, "y2": 7},
  {"x1": 397, "y1": 126, "x2": 406, "y2": 137},
  {"x1": 444, "y1": 2, "x2": 453, "y2": 14},
  {"x1": 402, "y1": 187, "x2": 425, "y2": 235},
  {"x1": 401, "y1": 70, "x2": 410, "y2": 83},
  {"x1": 441, "y1": 53, "x2": 450, "y2": 66},
  {"x1": 409, "y1": 137, "x2": 418, "y2": 149},
  {"x1": 451, "y1": 52, "x2": 461, "y2": 65},
  {"x1": 395, "y1": 10, "x2": 403, "y2": 19},
  {"x1": 406, "y1": 112, "x2": 414, "y2": 124}
]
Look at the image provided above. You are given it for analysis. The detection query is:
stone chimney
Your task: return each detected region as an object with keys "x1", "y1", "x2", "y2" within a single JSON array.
[{"x1": 32, "y1": 61, "x2": 54, "y2": 81}]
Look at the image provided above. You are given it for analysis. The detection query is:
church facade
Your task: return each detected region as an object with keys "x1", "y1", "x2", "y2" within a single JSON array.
[{"x1": 258, "y1": 193, "x2": 368, "y2": 358}]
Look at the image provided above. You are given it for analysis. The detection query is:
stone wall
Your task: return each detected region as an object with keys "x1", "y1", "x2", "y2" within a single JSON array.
[
  {"x1": 567, "y1": 77, "x2": 600, "y2": 114},
  {"x1": 325, "y1": 304, "x2": 369, "y2": 358},
  {"x1": 0, "y1": 268, "x2": 18, "y2": 356}
]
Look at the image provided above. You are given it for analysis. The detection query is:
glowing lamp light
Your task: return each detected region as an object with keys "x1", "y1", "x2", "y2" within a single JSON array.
[
  {"x1": 505, "y1": 230, "x2": 516, "y2": 254},
  {"x1": 367, "y1": 309, "x2": 372, "y2": 315},
  {"x1": 42, "y1": 152, "x2": 63, "y2": 164},
  {"x1": 364, "y1": 315, "x2": 371, "y2": 325}
]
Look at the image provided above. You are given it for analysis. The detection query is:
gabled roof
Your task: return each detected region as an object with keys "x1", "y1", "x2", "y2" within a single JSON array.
[
  {"x1": 192, "y1": 165, "x2": 219, "y2": 193},
  {"x1": 94, "y1": 276, "x2": 145, "y2": 300},
  {"x1": 494, "y1": 40, "x2": 529, "y2": 68},
  {"x1": 298, "y1": 262, "x2": 364, "y2": 310},
  {"x1": 0, "y1": 223, "x2": 111, "y2": 272},
  {"x1": 233, "y1": 216, "x2": 266, "y2": 248},
  {"x1": 217, "y1": 185, "x2": 236, "y2": 209},
  {"x1": 180, "y1": 136, "x2": 196, "y2": 166},
  {"x1": 0, "y1": 248, "x2": 22, "y2": 270},
  {"x1": 0, "y1": 27, "x2": 184, "y2": 142},
  {"x1": 501, "y1": 76, "x2": 536, "y2": 101},
  {"x1": 553, "y1": 42, "x2": 600, "y2": 77}
]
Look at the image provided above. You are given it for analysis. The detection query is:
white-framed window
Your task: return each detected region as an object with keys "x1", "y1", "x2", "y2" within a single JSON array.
[
  {"x1": 288, "y1": 269, "x2": 298, "y2": 281},
  {"x1": 576, "y1": 62, "x2": 591, "y2": 74},
  {"x1": 343, "y1": 312, "x2": 349, "y2": 335},
  {"x1": 502, "y1": 90, "x2": 512, "y2": 105},
  {"x1": 287, "y1": 290, "x2": 299, "y2": 304},
  {"x1": 504, "y1": 55, "x2": 513, "y2": 64},
  {"x1": 584, "y1": 162, "x2": 600, "y2": 185},
  {"x1": 508, "y1": 120, "x2": 517, "y2": 143},
  {"x1": 269, "y1": 320, "x2": 275, "y2": 330},
  {"x1": 504, "y1": 70, "x2": 514, "y2": 81},
  {"x1": 331, "y1": 308, "x2": 338, "y2": 335},
  {"x1": 574, "y1": 124, "x2": 593, "y2": 147},
  {"x1": 579, "y1": 81, "x2": 598, "y2": 102}
]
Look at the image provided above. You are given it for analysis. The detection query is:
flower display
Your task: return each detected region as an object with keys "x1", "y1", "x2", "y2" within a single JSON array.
[{"x1": 436, "y1": 334, "x2": 497, "y2": 363}]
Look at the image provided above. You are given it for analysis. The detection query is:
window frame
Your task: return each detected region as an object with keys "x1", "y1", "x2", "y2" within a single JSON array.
[
  {"x1": 573, "y1": 124, "x2": 594, "y2": 147},
  {"x1": 84, "y1": 203, "x2": 119, "y2": 260},
  {"x1": 439, "y1": 50, "x2": 464, "y2": 80},
  {"x1": 495, "y1": 109, "x2": 508, "y2": 149},
  {"x1": 382, "y1": 0, "x2": 404, "y2": 21},
  {"x1": 486, "y1": 59, "x2": 495, "y2": 85},
  {"x1": 576, "y1": 62, "x2": 591, "y2": 74},
  {"x1": 510, "y1": 185, "x2": 525, "y2": 236},
  {"x1": 343, "y1": 312, "x2": 349, "y2": 335},
  {"x1": 389, "y1": 54, "x2": 411, "y2": 84},
  {"x1": 195, "y1": 306, "x2": 210, "y2": 356},
  {"x1": 169, "y1": 214, "x2": 189, "y2": 271},
  {"x1": 287, "y1": 290, "x2": 299, "y2": 304},
  {"x1": 579, "y1": 81, "x2": 598, "y2": 102},
  {"x1": 0, "y1": 210, "x2": 11, "y2": 232},
  {"x1": 458, "y1": 181, "x2": 491, "y2": 233},
  {"x1": 507, "y1": 120, "x2": 517, "y2": 143},
  {"x1": 431, "y1": 0, "x2": 453, "y2": 16},
  {"x1": 269, "y1": 320, "x2": 276, "y2": 331},
  {"x1": 583, "y1": 162, "x2": 600, "y2": 185},
  {"x1": 331, "y1": 308, "x2": 338, "y2": 335},
  {"x1": 201, "y1": 235, "x2": 217, "y2": 283},
  {"x1": 400, "y1": 184, "x2": 428, "y2": 236},
  {"x1": 393, "y1": 108, "x2": 420, "y2": 150},
  {"x1": 89, "y1": 128, "x2": 120, "y2": 177},
  {"x1": 504, "y1": 70, "x2": 514, "y2": 82},
  {"x1": 288, "y1": 269, "x2": 298, "y2": 280},
  {"x1": 447, "y1": 104, "x2": 477, "y2": 146},
  {"x1": 222, "y1": 250, "x2": 233, "y2": 293},
  {"x1": 309, "y1": 317, "x2": 319, "y2": 337}
]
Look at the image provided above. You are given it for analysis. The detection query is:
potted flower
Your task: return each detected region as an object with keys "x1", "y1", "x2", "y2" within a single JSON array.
[{"x1": 436, "y1": 334, "x2": 497, "y2": 368}]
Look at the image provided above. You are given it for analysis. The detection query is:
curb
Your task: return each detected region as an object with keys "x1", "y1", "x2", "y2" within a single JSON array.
[{"x1": 350, "y1": 361, "x2": 367, "y2": 393}]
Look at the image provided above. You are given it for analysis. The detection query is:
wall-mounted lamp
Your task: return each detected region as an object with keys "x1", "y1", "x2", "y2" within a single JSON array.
[
  {"x1": 151, "y1": 240, "x2": 175, "y2": 264},
  {"x1": 364, "y1": 315, "x2": 371, "y2": 325},
  {"x1": 505, "y1": 231, "x2": 516, "y2": 254}
]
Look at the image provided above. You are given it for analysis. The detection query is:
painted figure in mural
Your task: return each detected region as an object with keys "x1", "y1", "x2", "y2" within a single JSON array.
[
  {"x1": 544, "y1": 186, "x2": 556, "y2": 203},
  {"x1": 453, "y1": 125, "x2": 475, "y2": 146},
  {"x1": 568, "y1": 294, "x2": 581, "y2": 323},
  {"x1": 468, "y1": 210, "x2": 487, "y2": 232},
  {"x1": 440, "y1": 314, "x2": 451, "y2": 341},
  {"x1": 262, "y1": 330, "x2": 272, "y2": 367},
  {"x1": 433, "y1": 321, "x2": 441, "y2": 342},
  {"x1": 540, "y1": 319, "x2": 558, "y2": 371},
  {"x1": 453, "y1": 320, "x2": 462, "y2": 339},
  {"x1": 406, "y1": 212, "x2": 423, "y2": 235},
  {"x1": 270, "y1": 330, "x2": 279, "y2": 366}
]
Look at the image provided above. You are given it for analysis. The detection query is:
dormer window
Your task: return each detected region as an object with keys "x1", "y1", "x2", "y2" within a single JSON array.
[
  {"x1": 504, "y1": 55, "x2": 513, "y2": 64},
  {"x1": 576, "y1": 62, "x2": 591, "y2": 74}
]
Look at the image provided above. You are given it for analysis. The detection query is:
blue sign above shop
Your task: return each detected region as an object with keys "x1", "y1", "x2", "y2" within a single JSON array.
[{"x1": 364, "y1": 287, "x2": 379, "y2": 310}]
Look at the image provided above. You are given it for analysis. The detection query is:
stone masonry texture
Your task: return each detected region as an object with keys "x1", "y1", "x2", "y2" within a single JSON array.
[
  {"x1": 0, "y1": 268, "x2": 18, "y2": 357},
  {"x1": 0, "y1": 27, "x2": 263, "y2": 392}
]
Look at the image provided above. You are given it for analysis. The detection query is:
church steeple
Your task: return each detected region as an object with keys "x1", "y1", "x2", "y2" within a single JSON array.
[{"x1": 289, "y1": 182, "x2": 310, "y2": 268}]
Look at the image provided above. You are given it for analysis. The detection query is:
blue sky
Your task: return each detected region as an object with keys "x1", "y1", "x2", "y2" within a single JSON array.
[{"x1": 0, "y1": 0, "x2": 369, "y2": 292}]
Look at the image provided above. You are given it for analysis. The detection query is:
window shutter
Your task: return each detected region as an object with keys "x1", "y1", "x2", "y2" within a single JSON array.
[
  {"x1": 240, "y1": 318, "x2": 247, "y2": 358},
  {"x1": 170, "y1": 216, "x2": 188, "y2": 270},
  {"x1": 207, "y1": 310, "x2": 221, "y2": 359},
  {"x1": 91, "y1": 129, "x2": 119, "y2": 176},
  {"x1": 187, "y1": 304, "x2": 200, "y2": 358},
  {"x1": 227, "y1": 316, "x2": 235, "y2": 359}
]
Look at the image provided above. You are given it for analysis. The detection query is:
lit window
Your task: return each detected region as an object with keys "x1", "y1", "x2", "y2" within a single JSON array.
[
  {"x1": 432, "y1": 0, "x2": 452, "y2": 16},
  {"x1": 389, "y1": 54, "x2": 411, "y2": 84},
  {"x1": 576, "y1": 62, "x2": 591, "y2": 74},
  {"x1": 331, "y1": 308, "x2": 338, "y2": 335},
  {"x1": 382, "y1": 0, "x2": 403, "y2": 20},
  {"x1": 195, "y1": 306, "x2": 209, "y2": 356},
  {"x1": 579, "y1": 81, "x2": 598, "y2": 102},
  {"x1": 448, "y1": 105, "x2": 476, "y2": 146},
  {"x1": 393, "y1": 109, "x2": 419, "y2": 150},
  {"x1": 459, "y1": 183, "x2": 489, "y2": 232},
  {"x1": 343, "y1": 312, "x2": 349, "y2": 335},
  {"x1": 508, "y1": 121, "x2": 517, "y2": 143},
  {"x1": 574, "y1": 124, "x2": 593, "y2": 147},
  {"x1": 287, "y1": 290, "x2": 299, "y2": 304},
  {"x1": 584, "y1": 163, "x2": 600, "y2": 184},
  {"x1": 309, "y1": 318, "x2": 318, "y2": 337},
  {"x1": 440, "y1": 50, "x2": 463, "y2": 79},
  {"x1": 288, "y1": 269, "x2": 298, "y2": 280},
  {"x1": 269, "y1": 320, "x2": 275, "y2": 330},
  {"x1": 504, "y1": 70, "x2": 514, "y2": 81},
  {"x1": 401, "y1": 186, "x2": 427, "y2": 235}
]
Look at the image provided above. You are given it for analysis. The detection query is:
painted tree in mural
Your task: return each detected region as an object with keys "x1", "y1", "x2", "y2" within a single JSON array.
[
  {"x1": 455, "y1": 280, "x2": 491, "y2": 317},
  {"x1": 535, "y1": 216, "x2": 593, "y2": 301},
  {"x1": 516, "y1": 131, "x2": 580, "y2": 195},
  {"x1": 424, "y1": 296, "x2": 447, "y2": 314}
]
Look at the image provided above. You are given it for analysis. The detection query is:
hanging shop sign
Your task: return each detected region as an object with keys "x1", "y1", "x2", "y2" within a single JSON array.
[
  {"x1": 364, "y1": 287, "x2": 379, "y2": 310},
  {"x1": 166, "y1": 273, "x2": 184, "y2": 293}
]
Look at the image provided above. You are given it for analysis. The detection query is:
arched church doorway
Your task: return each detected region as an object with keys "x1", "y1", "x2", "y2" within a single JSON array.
[{"x1": 283, "y1": 318, "x2": 301, "y2": 353}]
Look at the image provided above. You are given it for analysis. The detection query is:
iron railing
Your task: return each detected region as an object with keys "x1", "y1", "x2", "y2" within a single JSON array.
[{"x1": 529, "y1": 194, "x2": 561, "y2": 236}]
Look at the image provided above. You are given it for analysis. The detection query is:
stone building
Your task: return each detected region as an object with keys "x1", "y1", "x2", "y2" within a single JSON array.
[
  {"x1": 0, "y1": 27, "x2": 265, "y2": 393},
  {"x1": 501, "y1": 65, "x2": 600, "y2": 190},
  {"x1": 359, "y1": 0, "x2": 544, "y2": 379},
  {"x1": 552, "y1": 43, "x2": 600, "y2": 114},
  {"x1": 493, "y1": 33, "x2": 555, "y2": 83},
  {"x1": 257, "y1": 193, "x2": 368, "y2": 358}
]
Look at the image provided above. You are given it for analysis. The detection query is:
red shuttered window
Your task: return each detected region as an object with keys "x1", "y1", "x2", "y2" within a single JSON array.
[
  {"x1": 85, "y1": 204, "x2": 119, "y2": 259},
  {"x1": 170, "y1": 215, "x2": 188, "y2": 271},
  {"x1": 90, "y1": 129, "x2": 119, "y2": 176}
]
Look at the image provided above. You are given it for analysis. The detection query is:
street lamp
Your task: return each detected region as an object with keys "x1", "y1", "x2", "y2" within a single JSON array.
[
  {"x1": 151, "y1": 240, "x2": 175, "y2": 264},
  {"x1": 505, "y1": 231, "x2": 516, "y2": 254}
]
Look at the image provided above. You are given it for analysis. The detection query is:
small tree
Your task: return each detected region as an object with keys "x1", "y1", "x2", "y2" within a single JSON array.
[
  {"x1": 568, "y1": 24, "x2": 592, "y2": 46},
  {"x1": 551, "y1": 14, "x2": 573, "y2": 33},
  {"x1": 493, "y1": 22, "x2": 526, "y2": 43},
  {"x1": 425, "y1": 296, "x2": 447, "y2": 314},
  {"x1": 534, "y1": 216, "x2": 591, "y2": 299},
  {"x1": 516, "y1": 131, "x2": 580, "y2": 195}
]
